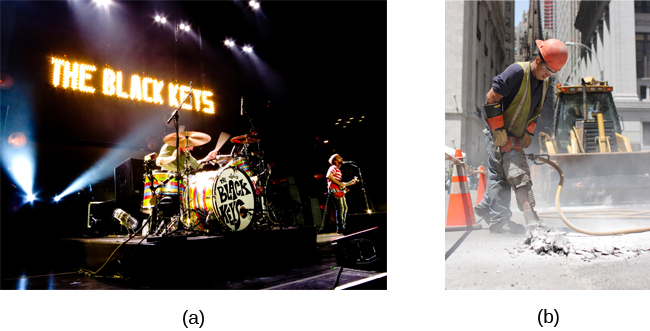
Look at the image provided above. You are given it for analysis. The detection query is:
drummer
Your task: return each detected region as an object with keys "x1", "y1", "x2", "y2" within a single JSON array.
[
  {"x1": 156, "y1": 129, "x2": 221, "y2": 172},
  {"x1": 156, "y1": 143, "x2": 218, "y2": 172}
]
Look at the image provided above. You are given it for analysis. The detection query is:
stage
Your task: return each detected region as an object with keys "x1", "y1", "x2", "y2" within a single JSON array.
[{"x1": 1, "y1": 214, "x2": 387, "y2": 290}]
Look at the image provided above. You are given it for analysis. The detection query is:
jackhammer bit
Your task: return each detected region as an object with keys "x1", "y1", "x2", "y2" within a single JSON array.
[{"x1": 515, "y1": 186, "x2": 542, "y2": 229}]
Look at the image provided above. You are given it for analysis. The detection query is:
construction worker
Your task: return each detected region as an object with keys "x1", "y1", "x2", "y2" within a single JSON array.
[{"x1": 474, "y1": 39, "x2": 568, "y2": 234}]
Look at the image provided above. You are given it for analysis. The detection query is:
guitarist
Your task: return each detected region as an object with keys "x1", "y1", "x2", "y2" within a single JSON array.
[{"x1": 326, "y1": 154, "x2": 358, "y2": 234}]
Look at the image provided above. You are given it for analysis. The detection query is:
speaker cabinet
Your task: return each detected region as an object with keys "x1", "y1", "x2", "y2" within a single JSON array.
[
  {"x1": 331, "y1": 226, "x2": 387, "y2": 272},
  {"x1": 114, "y1": 158, "x2": 144, "y2": 201}
]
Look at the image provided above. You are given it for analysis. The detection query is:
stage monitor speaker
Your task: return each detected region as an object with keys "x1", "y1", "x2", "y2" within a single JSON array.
[
  {"x1": 331, "y1": 226, "x2": 387, "y2": 272},
  {"x1": 87, "y1": 200, "x2": 121, "y2": 236},
  {"x1": 114, "y1": 158, "x2": 144, "y2": 201}
]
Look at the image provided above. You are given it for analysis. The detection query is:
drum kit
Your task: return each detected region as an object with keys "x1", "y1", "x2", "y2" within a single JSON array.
[{"x1": 141, "y1": 130, "x2": 277, "y2": 236}]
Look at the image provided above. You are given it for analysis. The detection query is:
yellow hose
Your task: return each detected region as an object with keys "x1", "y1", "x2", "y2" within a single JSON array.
[{"x1": 535, "y1": 156, "x2": 650, "y2": 236}]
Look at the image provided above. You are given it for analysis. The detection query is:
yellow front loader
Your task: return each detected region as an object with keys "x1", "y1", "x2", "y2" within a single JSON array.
[{"x1": 532, "y1": 77, "x2": 650, "y2": 204}]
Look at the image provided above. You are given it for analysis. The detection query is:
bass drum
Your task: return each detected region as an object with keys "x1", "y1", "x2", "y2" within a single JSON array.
[
  {"x1": 142, "y1": 171, "x2": 185, "y2": 215},
  {"x1": 184, "y1": 167, "x2": 257, "y2": 233}
]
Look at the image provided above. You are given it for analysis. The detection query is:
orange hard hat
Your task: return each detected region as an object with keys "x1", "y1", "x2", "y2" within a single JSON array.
[{"x1": 535, "y1": 39, "x2": 568, "y2": 72}]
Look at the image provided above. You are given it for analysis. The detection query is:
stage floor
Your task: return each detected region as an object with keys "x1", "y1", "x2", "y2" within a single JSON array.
[{"x1": 1, "y1": 232, "x2": 386, "y2": 290}]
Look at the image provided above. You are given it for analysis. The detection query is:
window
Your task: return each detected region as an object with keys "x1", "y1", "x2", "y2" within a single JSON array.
[
  {"x1": 635, "y1": 1, "x2": 650, "y2": 14},
  {"x1": 641, "y1": 86, "x2": 648, "y2": 100},
  {"x1": 476, "y1": 2, "x2": 481, "y2": 41},
  {"x1": 556, "y1": 93, "x2": 621, "y2": 149},
  {"x1": 644, "y1": 122, "x2": 650, "y2": 146},
  {"x1": 506, "y1": 2, "x2": 511, "y2": 12},
  {"x1": 505, "y1": 33, "x2": 510, "y2": 43},
  {"x1": 506, "y1": 18, "x2": 510, "y2": 27},
  {"x1": 636, "y1": 33, "x2": 650, "y2": 78},
  {"x1": 506, "y1": 49, "x2": 511, "y2": 59}
]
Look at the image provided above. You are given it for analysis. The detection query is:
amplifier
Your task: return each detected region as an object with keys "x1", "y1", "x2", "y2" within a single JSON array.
[{"x1": 114, "y1": 158, "x2": 144, "y2": 201}]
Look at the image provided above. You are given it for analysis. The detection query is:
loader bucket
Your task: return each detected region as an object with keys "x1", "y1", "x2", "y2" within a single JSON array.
[{"x1": 542, "y1": 151, "x2": 650, "y2": 204}]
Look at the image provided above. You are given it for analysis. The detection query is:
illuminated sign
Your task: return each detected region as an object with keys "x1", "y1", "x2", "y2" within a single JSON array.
[{"x1": 50, "y1": 57, "x2": 214, "y2": 114}]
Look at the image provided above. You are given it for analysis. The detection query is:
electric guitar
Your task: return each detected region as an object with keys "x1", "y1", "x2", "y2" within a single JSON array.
[{"x1": 329, "y1": 177, "x2": 359, "y2": 198}]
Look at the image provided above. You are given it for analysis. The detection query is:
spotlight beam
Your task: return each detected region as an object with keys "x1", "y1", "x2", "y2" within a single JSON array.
[{"x1": 56, "y1": 120, "x2": 163, "y2": 200}]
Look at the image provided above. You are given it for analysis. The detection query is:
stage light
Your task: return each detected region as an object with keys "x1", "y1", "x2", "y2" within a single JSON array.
[
  {"x1": 94, "y1": 0, "x2": 111, "y2": 8},
  {"x1": 179, "y1": 23, "x2": 186, "y2": 30},
  {"x1": 224, "y1": 39, "x2": 235, "y2": 47},
  {"x1": 367, "y1": 209, "x2": 372, "y2": 215},
  {"x1": 10, "y1": 156, "x2": 34, "y2": 197},
  {"x1": 249, "y1": 0, "x2": 261, "y2": 10},
  {"x1": 113, "y1": 208, "x2": 139, "y2": 236},
  {"x1": 8, "y1": 132, "x2": 27, "y2": 148},
  {"x1": 185, "y1": 25, "x2": 190, "y2": 32},
  {"x1": 154, "y1": 14, "x2": 168, "y2": 24},
  {"x1": 26, "y1": 193, "x2": 36, "y2": 203},
  {"x1": 243, "y1": 45, "x2": 253, "y2": 53},
  {"x1": 54, "y1": 195, "x2": 62, "y2": 202}
]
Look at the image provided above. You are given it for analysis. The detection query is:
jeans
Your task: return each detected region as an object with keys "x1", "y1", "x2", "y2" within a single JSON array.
[
  {"x1": 332, "y1": 195, "x2": 348, "y2": 231},
  {"x1": 476, "y1": 133, "x2": 532, "y2": 224}
]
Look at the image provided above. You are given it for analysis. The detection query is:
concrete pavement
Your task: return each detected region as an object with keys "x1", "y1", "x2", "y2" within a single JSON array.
[{"x1": 445, "y1": 189, "x2": 650, "y2": 289}]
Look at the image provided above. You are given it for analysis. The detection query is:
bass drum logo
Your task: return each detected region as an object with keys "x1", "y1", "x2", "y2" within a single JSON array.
[{"x1": 213, "y1": 167, "x2": 256, "y2": 231}]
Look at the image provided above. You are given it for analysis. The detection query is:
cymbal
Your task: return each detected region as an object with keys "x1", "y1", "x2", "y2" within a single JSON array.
[
  {"x1": 230, "y1": 134, "x2": 260, "y2": 144},
  {"x1": 163, "y1": 131, "x2": 211, "y2": 147}
]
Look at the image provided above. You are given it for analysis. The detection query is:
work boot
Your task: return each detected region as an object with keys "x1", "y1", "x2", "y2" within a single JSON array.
[
  {"x1": 489, "y1": 220, "x2": 526, "y2": 234},
  {"x1": 474, "y1": 204, "x2": 491, "y2": 224}
]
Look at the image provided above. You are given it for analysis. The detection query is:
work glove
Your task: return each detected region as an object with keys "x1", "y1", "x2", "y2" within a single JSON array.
[
  {"x1": 522, "y1": 132, "x2": 532, "y2": 148},
  {"x1": 523, "y1": 121, "x2": 536, "y2": 149},
  {"x1": 492, "y1": 128, "x2": 508, "y2": 147},
  {"x1": 483, "y1": 102, "x2": 507, "y2": 147}
]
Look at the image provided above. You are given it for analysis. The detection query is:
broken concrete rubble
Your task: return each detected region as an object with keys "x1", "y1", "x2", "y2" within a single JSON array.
[{"x1": 518, "y1": 224, "x2": 650, "y2": 261}]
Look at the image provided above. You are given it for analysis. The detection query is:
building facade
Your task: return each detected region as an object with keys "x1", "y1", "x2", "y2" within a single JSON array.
[
  {"x1": 554, "y1": 0, "x2": 650, "y2": 151},
  {"x1": 445, "y1": 1, "x2": 515, "y2": 167},
  {"x1": 514, "y1": 11, "x2": 528, "y2": 62},
  {"x1": 541, "y1": 0, "x2": 556, "y2": 38}
]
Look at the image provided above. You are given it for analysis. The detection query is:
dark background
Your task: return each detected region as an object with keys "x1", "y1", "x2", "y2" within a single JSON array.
[{"x1": 0, "y1": 1, "x2": 386, "y2": 277}]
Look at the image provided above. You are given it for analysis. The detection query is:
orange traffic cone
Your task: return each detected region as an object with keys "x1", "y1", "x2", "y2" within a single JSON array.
[
  {"x1": 446, "y1": 150, "x2": 481, "y2": 231},
  {"x1": 476, "y1": 165, "x2": 487, "y2": 205}
]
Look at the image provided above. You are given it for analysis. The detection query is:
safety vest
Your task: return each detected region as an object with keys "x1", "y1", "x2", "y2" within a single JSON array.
[{"x1": 502, "y1": 62, "x2": 550, "y2": 137}]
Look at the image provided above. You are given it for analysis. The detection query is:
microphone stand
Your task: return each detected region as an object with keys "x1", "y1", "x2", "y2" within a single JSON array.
[
  {"x1": 241, "y1": 96, "x2": 257, "y2": 134},
  {"x1": 350, "y1": 164, "x2": 375, "y2": 214},
  {"x1": 165, "y1": 83, "x2": 193, "y2": 235}
]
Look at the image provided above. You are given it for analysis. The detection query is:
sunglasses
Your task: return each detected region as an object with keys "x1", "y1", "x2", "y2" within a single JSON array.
[{"x1": 540, "y1": 63, "x2": 557, "y2": 75}]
